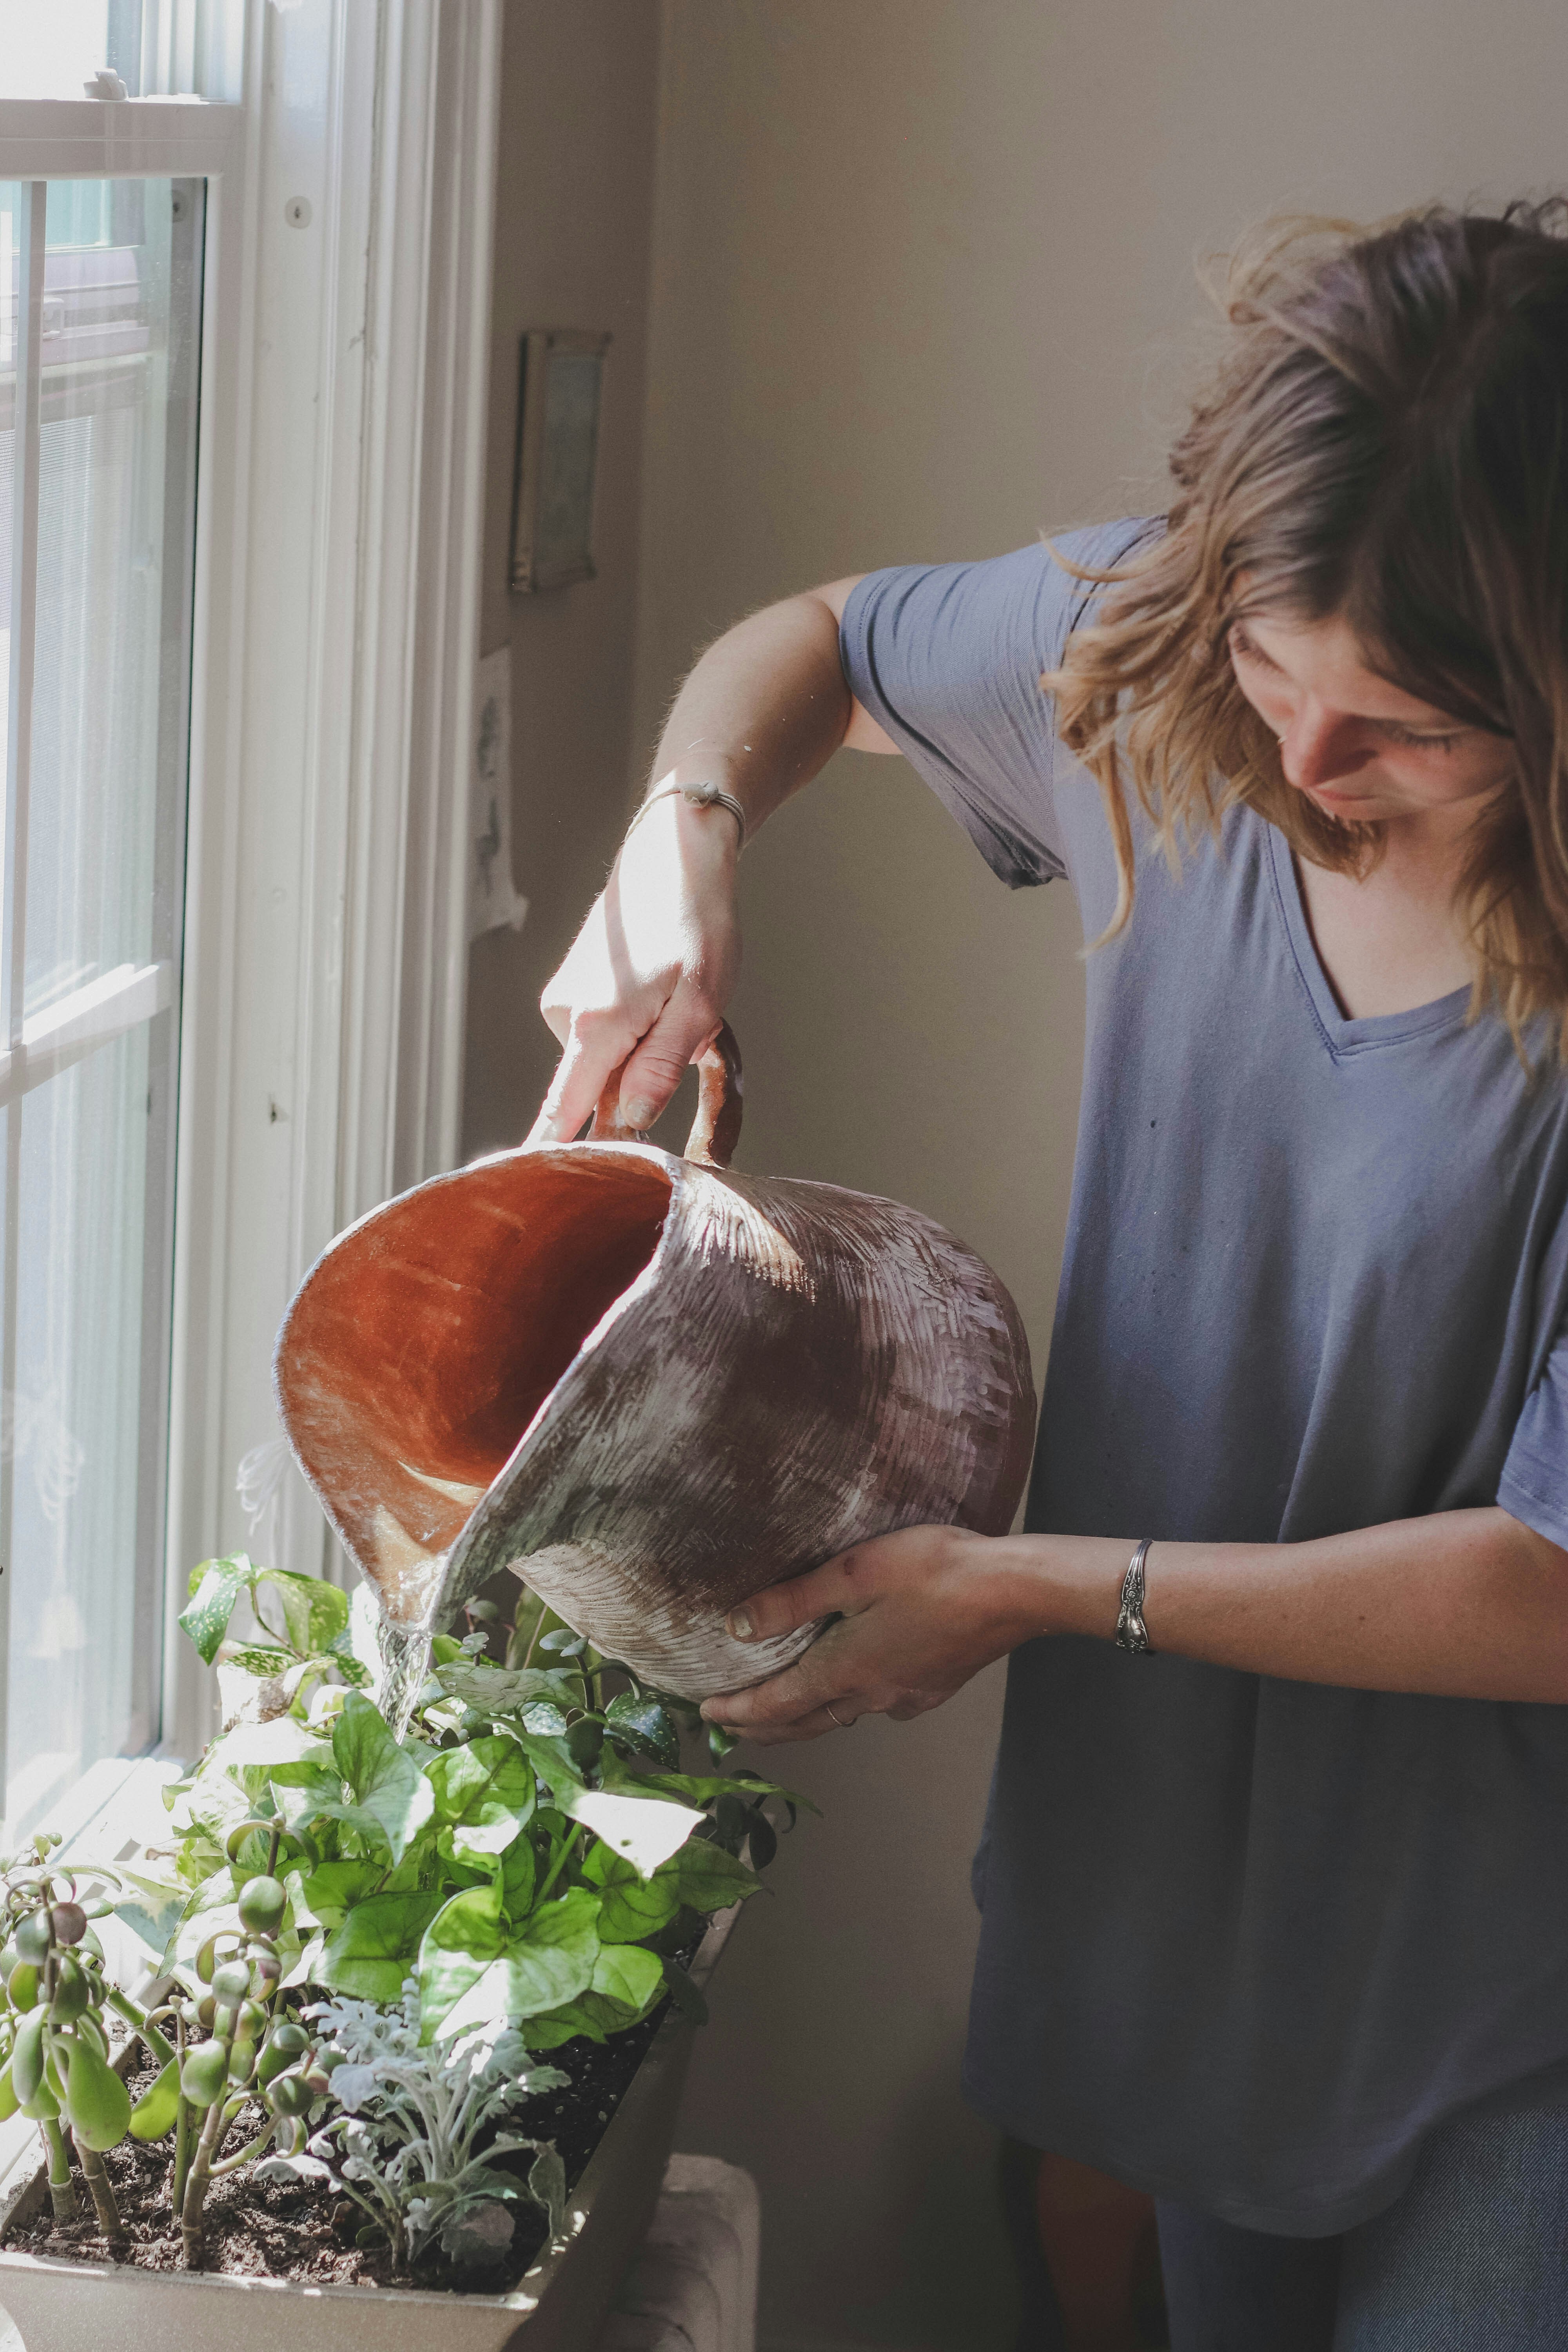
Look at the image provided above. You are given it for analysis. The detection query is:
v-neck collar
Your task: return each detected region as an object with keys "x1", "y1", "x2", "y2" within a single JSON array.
[{"x1": 1265, "y1": 824, "x2": 1471, "y2": 1058}]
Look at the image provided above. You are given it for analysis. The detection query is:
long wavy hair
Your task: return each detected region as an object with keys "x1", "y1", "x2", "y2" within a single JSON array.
[{"x1": 1049, "y1": 201, "x2": 1568, "y2": 1053}]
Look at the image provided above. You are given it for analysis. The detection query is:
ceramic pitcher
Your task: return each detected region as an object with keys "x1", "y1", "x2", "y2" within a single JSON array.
[{"x1": 274, "y1": 1027, "x2": 1036, "y2": 1698}]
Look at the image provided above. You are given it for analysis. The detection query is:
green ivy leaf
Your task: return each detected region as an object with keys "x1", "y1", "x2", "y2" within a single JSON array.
[
  {"x1": 580, "y1": 1846, "x2": 681, "y2": 1944},
  {"x1": 523, "y1": 1702, "x2": 570, "y2": 1735},
  {"x1": 519, "y1": 1998, "x2": 604, "y2": 2049},
  {"x1": 325, "y1": 1630, "x2": 372, "y2": 1688},
  {"x1": 317, "y1": 1889, "x2": 444, "y2": 2001},
  {"x1": 604, "y1": 1692, "x2": 681, "y2": 1771},
  {"x1": 330, "y1": 1693, "x2": 435, "y2": 1863},
  {"x1": 111, "y1": 1873, "x2": 187, "y2": 1960},
  {"x1": 637, "y1": 1767, "x2": 818, "y2": 1817},
  {"x1": 258, "y1": 1567, "x2": 350, "y2": 1660},
  {"x1": 590, "y1": 1940, "x2": 664, "y2": 2016},
  {"x1": 434, "y1": 1663, "x2": 584, "y2": 1715},
  {"x1": 425, "y1": 1737, "x2": 536, "y2": 1860},
  {"x1": 221, "y1": 1643, "x2": 296, "y2": 1679},
  {"x1": 655, "y1": 1840, "x2": 761, "y2": 1915},
  {"x1": 435, "y1": 1887, "x2": 602, "y2": 2038},
  {"x1": 178, "y1": 1555, "x2": 255, "y2": 1664},
  {"x1": 417, "y1": 1882, "x2": 508, "y2": 2040},
  {"x1": 500, "y1": 1838, "x2": 537, "y2": 1920},
  {"x1": 300, "y1": 1860, "x2": 385, "y2": 1928},
  {"x1": 559, "y1": 1788, "x2": 704, "y2": 1880}
]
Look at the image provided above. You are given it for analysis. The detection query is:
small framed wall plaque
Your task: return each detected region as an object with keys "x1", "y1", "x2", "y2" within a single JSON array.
[{"x1": 509, "y1": 327, "x2": 611, "y2": 593}]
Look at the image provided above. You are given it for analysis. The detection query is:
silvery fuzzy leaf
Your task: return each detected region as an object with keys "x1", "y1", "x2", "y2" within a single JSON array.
[
  {"x1": 528, "y1": 2145, "x2": 567, "y2": 2241},
  {"x1": 329, "y1": 2063, "x2": 380, "y2": 2114},
  {"x1": 441, "y1": 2200, "x2": 515, "y2": 2265},
  {"x1": 519, "y1": 2064, "x2": 569, "y2": 2094},
  {"x1": 254, "y1": 2153, "x2": 336, "y2": 2187}
]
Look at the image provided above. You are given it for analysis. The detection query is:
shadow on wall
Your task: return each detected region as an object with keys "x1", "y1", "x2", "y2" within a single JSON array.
[{"x1": 677, "y1": 1667, "x2": 1023, "y2": 2352}]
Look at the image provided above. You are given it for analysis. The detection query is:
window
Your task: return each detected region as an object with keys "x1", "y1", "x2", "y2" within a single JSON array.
[
  {"x1": 0, "y1": 0, "x2": 501, "y2": 1807},
  {"x1": 0, "y1": 172, "x2": 201, "y2": 1828}
]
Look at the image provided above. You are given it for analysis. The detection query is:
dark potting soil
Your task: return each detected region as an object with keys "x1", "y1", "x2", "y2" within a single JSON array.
[{"x1": 5, "y1": 1994, "x2": 677, "y2": 2297}]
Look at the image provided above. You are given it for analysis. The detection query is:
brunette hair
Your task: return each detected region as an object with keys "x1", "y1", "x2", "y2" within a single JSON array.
[{"x1": 1050, "y1": 201, "x2": 1568, "y2": 1052}]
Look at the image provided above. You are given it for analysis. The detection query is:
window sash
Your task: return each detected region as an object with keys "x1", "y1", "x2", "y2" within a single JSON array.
[
  {"x1": 0, "y1": 3, "x2": 503, "y2": 1783},
  {"x1": 0, "y1": 165, "x2": 201, "y2": 1824}
]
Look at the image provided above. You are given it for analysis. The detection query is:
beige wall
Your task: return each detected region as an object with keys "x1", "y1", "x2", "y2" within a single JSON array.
[
  {"x1": 460, "y1": 0, "x2": 661, "y2": 1159},
  {"x1": 624, "y1": 6, "x2": 1568, "y2": 2350}
]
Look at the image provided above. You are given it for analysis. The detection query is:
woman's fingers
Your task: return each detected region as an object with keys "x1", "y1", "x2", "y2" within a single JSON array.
[
  {"x1": 528, "y1": 990, "x2": 725, "y2": 1147},
  {"x1": 527, "y1": 1023, "x2": 626, "y2": 1145},
  {"x1": 721, "y1": 1705, "x2": 857, "y2": 1748},
  {"x1": 702, "y1": 1651, "x2": 858, "y2": 1737},
  {"x1": 615, "y1": 993, "x2": 723, "y2": 1132},
  {"x1": 723, "y1": 1550, "x2": 869, "y2": 1647}
]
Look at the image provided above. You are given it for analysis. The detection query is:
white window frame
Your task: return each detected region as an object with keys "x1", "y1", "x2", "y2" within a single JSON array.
[{"x1": 0, "y1": 0, "x2": 501, "y2": 1778}]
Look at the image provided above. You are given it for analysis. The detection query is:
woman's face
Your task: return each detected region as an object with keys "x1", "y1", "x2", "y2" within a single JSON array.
[{"x1": 1227, "y1": 608, "x2": 1515, "y2": 835}]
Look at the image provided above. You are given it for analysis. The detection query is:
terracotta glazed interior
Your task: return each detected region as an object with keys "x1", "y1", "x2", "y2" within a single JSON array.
[{"x1": 279, "y1": 1150, "x2": 673, "y2": 1569}]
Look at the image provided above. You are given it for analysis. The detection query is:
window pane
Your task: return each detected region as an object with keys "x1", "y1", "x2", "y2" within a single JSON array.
[
  {"x1": 3, "y1": 1024, "x2": 164, "y2": 1829},
  {"x1": 0, "y1": 4, "x2": 114, "y2": 100},
  {"x1": 0, "y1": 177, "x2": 200, "y2": 1832},
  {"x1": 27, "y1": 178, "x2": 197, "y2": 1017}
]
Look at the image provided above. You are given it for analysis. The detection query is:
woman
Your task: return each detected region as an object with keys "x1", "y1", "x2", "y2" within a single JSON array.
[{"x1": 530, "y1": 205, "x2": 1568, "y2": 2346}]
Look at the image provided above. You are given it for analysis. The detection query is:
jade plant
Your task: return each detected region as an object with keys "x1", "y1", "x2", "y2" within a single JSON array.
[
  {"x1": 0, "y1": 1837, "x2": 179, "y2": 2241},
  {"x1": 151, "y1": 1850, "x2": 338, "y2": 2265}
]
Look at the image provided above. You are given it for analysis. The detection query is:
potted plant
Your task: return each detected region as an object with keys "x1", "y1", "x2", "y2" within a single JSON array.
[{"x1": 0, "y1": 1560, "x2": 805, "y2": 2351}]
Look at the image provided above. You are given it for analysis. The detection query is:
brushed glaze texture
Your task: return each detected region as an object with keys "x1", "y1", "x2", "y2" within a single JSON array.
[{"x1": 275, "y1": 1030, "x2": 1036, "y2": 1698}]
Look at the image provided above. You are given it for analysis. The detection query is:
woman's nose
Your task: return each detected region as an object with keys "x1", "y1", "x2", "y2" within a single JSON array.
[{"x1": 1278, "y1": 701, "x2": 1375, "y2": 790}]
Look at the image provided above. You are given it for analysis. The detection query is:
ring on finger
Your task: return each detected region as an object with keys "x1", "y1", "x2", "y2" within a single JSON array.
[{"x1": 824, "y1": 1701, "x2": 854, "y2": 1730}]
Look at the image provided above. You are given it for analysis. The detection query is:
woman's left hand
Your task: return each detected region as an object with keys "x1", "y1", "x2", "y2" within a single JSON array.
[{"x1": 700, "y1": 1523, "x2": 1031, "y2": 1744}]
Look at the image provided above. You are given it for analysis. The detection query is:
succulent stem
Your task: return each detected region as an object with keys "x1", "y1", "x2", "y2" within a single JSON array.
[
  {"x1": 40, "y1": 2118, "x2": 76, "y2": 2224},
  {"x1": 179, "y1": 2087, "x2": 227, "y2": 2267},
  {"x1": 73, "y1": 2134, "x2": 124, "y2": 2241},
  {"x1": 209, "y1": 2116, "x2": 279, "y2": 2178},
  {"x1": 170, "y1": 2007, "x2": 191, "y2": 2218}
]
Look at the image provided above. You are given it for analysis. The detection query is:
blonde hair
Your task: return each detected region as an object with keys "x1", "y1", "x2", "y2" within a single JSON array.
[{"x1": 1049, "y1": 203, "x2": 1568, "y2": 1054}]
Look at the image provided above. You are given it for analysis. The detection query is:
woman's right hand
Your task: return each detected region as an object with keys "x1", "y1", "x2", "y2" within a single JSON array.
[
  {"x1": 526, "y1": 575, "x2": 876, "y2": 1143},
  {"x1": 527, "y1": 785, "x2": 742, "y2": 1144}
]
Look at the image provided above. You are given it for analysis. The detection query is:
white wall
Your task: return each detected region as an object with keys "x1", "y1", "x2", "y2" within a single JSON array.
[
  {"x1": 627, "y1": 6, "x2": 1568, "y2": 2348},
  {"x1": 461, "y1": 0, "x2": 661, "y2": 1158}
]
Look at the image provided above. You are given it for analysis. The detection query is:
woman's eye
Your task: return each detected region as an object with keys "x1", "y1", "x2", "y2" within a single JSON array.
[{"x1": 1384, "y1": 724, "x2": 1463, "y2": 752}]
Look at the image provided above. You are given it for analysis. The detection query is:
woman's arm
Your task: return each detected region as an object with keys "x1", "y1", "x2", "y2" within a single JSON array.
[
  {"x1": 700, "y1": 1506, "x2": 1568, "y2": 1742},
  {"x1": 528, "y1": 578, "x2": 895, "y2": 1146}
]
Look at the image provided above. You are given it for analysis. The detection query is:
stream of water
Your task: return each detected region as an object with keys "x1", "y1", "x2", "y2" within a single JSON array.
[{"x1": 375, "y1": 1612, "x2": 434, "y2": 1741}]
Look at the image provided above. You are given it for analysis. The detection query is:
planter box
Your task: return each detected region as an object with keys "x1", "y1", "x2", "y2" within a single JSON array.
[{"x1": 0, "y1": 1905, "x2": 740, "y2": 2352}]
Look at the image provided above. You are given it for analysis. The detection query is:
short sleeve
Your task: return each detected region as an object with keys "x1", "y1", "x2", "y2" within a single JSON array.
[
  {"x1": 1499, "y1": 1323, "x2": 1568, "y2": 1549},
  {"x1": 838, "y1": 517, "x2": 1160, "y2": 889}
]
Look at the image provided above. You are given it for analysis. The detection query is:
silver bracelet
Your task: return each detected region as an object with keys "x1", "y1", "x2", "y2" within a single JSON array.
[
  {"x1": 626, "y1": 780, "x2": 746, "y2": 853},
  {"x1": 1115, "y1": 1539, "x2": 1154, "y2": 1653}
]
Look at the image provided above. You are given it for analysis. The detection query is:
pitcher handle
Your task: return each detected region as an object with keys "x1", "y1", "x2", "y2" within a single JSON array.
[{"x1": 588, "y1": 1020, "x2": 744, "y2": 1169}]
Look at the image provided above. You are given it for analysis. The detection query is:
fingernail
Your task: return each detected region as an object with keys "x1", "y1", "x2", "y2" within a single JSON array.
[
  {"x1": 622, "y1": 1097, "x2": 655, "y2": 1132},
  {"x1": 728, "y1": 1608, "x2": 754, "y2": 1641}
]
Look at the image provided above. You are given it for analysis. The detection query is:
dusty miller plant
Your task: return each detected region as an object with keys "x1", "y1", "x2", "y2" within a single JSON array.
[{"x1": 263, "y1": 1982, "x2": 569, "y2": 2271}]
